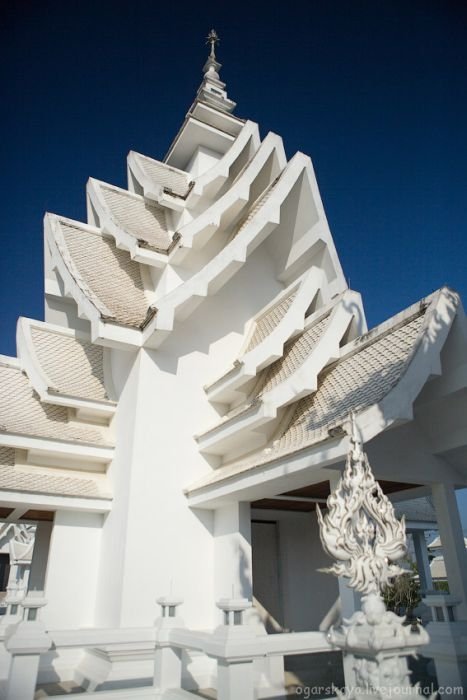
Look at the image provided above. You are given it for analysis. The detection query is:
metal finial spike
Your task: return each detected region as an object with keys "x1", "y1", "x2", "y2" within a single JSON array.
[{"x1": 206, "y1": 29, "x2": 220, "y2": 59}]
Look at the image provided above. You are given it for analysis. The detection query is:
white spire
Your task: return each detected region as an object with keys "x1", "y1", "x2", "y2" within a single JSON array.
[
  {"x1": 203, "y1": 29, "x2": 221, "y2": 80},
  {"x1": 197, "y1": 29, "x2": 236, "y2": 113}
]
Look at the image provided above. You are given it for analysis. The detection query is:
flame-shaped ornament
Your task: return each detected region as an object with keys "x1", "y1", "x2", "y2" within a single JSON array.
[
  {"x1": 317, "y1": 414, "x2": 407, "y2": 594},
  {"x1": 317, "y1": 414, "x2": 433, "y2": 699}
]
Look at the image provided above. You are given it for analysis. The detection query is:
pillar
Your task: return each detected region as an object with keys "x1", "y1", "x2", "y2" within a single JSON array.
[
  {"x1": 411, "y1": 530, "x2": 433, "y2": 595},
  {"x1": 427, "y1": 483, "x2": 467, "y2": 697},
  {"x1": 431, "y1": 483, "x2": 467, "y2": 619},
  {"x1": 27, "y1": 521, "x2": 53, "y2": 594},
  {"x1": 214, "y1": 502, "x2": 252, "y2": 601}
]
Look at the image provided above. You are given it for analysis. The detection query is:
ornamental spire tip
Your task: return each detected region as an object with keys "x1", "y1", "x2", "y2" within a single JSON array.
[
  {"x1": 206, "y1": 29, "x2": 220, "y2": 60},
  {"x1": 203, "y1": 29, "x2": 221, "y2": 79}
]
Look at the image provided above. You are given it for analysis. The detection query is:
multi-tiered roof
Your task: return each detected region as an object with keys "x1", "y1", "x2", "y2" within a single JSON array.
[{"x1": 0, "y1": 34, "x2": 464, "y2": 518}]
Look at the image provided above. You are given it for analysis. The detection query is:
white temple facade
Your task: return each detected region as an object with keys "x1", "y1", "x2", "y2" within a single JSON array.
[{"x1": 0, "y1": 33, "x2": 466, "y2": 699}]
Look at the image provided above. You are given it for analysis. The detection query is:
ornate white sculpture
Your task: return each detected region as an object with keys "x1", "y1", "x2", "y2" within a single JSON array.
[
  {"x1": 317, "y1": 417, "x2": 407, "y2": 594},
  {"x1": 317, "y1": 414, "x2": 432, "y2": 699}
]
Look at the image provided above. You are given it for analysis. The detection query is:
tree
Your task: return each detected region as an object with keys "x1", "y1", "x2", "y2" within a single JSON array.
[{"x1": 382, "y1": 558, "x2": 421, "y2": 617}]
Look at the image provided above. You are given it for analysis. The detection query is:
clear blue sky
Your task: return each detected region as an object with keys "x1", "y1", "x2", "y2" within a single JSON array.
[{"x1": 1, "y1": 1, "x2": 466, "y2": 526}]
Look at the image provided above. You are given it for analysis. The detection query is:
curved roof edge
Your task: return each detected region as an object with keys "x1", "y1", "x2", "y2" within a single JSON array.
[
  {"x1": 172, "y1": 131, "x2": 286, "y2": 258},
  {"x1": 87, "y1": 178, "x2": 178, "y2": 267},
  {"x1": 189, "y1": 120, "x2": 261, "y2": 204},
  {"x1": 204, "y1": 269, "x2": 337, "y2": 404},
  {"x1": 186, "y1": 287, "x2": 462, "y2": 502},
  {"x1": 142, "y1": 151, "x2": 308, "y2": 346},
  {"x1": 196, "y1": 290, "x2": 361, "y2": 457},
  {"x1": 127, "y1": 151, "x2": 192, "y2": 206},
  {"x1": 45, "y1": 214, "x2": 155, "y2": 349},
  {"x1": 16, "y1": 317, "x2": 116, "y2": 418}
]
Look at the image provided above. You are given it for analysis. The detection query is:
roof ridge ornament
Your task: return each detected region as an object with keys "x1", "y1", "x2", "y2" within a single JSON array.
[
  {"x1": 206, "y1": 29, "x2": 219, "y2": 60},
  {"x1": 203, "y1": 29, "x2": 222, "y2": 80},
  {"x1": 197, "y1": 29, "x2": 236, "y2": 114}
]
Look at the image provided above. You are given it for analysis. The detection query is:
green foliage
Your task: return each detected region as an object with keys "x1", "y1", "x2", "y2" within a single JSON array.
[
  {"x1": 434, "y1": 579, "x2": 449, "y2": 593},
  {"x1": 382, "y1": 558, "x2": 421, "y2": 615}
]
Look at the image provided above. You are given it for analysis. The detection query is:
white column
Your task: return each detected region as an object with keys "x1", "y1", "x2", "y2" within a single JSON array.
[
  {"x1": 411, "y1": 530, "x2": 433, "y2": 594},
  {"x1": 27, "y1": 521, "x2": 53, "y2": 593},
  {"x1": 431, "y1": 483, "x2": 467, "y2": 619},
  {"x1": 214, "y1": 502, "x2": 252, "y2": 601}
]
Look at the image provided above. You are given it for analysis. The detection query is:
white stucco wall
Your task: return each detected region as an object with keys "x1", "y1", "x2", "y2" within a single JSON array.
[
  {"x1": 186, "y1": 146, "x2": 222, "y2": 178},
  {"x1": 43, "y1": 511, "x2": 103, "y2": 629},
  {"x1": 93, "y1": 244, "x2": 283, "y2": 630}
]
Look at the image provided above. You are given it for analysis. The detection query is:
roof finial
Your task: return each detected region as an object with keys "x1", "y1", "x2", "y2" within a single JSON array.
[
  {"x1": 198, "y1": 29, "x2": 236, "y2": 113},
  {"x1": 206, "y1": 29, "x2": 220, "y2": 60},
  {"x1": 203, "y1": 29, "x2": 221, "y2": 80}
]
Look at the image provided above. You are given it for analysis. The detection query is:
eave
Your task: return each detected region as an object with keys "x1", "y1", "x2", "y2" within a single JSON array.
[
  {"x1": 45, "y1": 214, "x2": 154, "y2": 350},
  {"x1": 204, "y1": 270, "x2": 335, "y2": 405},
  {"x1": 0, "y1": 433, "x2": 113, "y2": 470},
  {"x1": 196, "y1": 292, "x2": 360, "y2": 458},
  {"x1": 16, "y1": 317, "x2": 116, "y2": 420},
  {"x1": 186, "y1": 288, "x2": 464, "y2": 507},
  {"x1": 87, "y1": 178, "x2": 178, "y2": 268},
  {"x1": 187, "y1": 121, "x2": 260, "y2": 206},
  {"x1": 170, "y1": 132, "x2": 286, "y2": 263},
  {"x1": 0, "y1": 489, "x2": 112, "y2": 514},
  {"x1": 142, "y1": 153, "x2": 311, "y2": 347}
]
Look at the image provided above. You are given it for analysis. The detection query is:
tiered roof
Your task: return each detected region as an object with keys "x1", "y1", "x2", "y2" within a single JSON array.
[
  {"x1": 0, "y1": 361, "x2": 105, "y2": 446},
  {"x1": 47, "y1": 216, "x2": 153, "y2": 329},
  {"x1": 128, "y1": 152, "x2": 193, "y2": 200},
  {"x1": 1, "y1": 35, "x2": 464, "y2": 517},
  {"x1": 0, "y1": 446, "x2": 107, "y2": 499},
  {"x1": 29, "y1": 323, "x2": 109, "y2": 402},
  {"x1": 187, "y1": 288, "x2": 459, "y2": 496}
]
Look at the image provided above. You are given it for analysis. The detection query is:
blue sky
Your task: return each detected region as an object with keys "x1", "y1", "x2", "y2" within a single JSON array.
[{"x1": 1, "y1": 0, "x2": 466, "y2": 526}]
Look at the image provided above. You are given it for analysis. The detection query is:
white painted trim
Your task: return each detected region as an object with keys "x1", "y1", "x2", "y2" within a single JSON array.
[
  {"x1": 171, "y1": 131, "x2": 286, "y2": 261},
  {"x1": 0, "y1": 489, "x2": 112, "y2": 513},
  {"x1": 87, "y1": 178, "x2": 173, "y2": 268},
  {"x1": 16, "y1": 317, "x2": 116, "y2": 418},
  {"x1": 0, "y1": 433, "x2": 113, "y2": 463},
  {"x1": 196, "y1": 291, "x2": 360, "y2": 456},
  {"x1": 188, "y1": 120, "x2": 261, "y2": 204},
  {"x1": 45, "y1": 214, "x2": 146, "y2": 349},
  {"x1": 186, "y1": 289, "x2": 463, "y2": 506},
  {"x1": 127, "y1": 151, "x2": 191, "y2": 210},
  {"x1": 143, "y1": 152, "x2": 312, "y2": 347}
]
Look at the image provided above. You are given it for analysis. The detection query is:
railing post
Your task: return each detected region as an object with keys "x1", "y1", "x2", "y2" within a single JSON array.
[
  {"x1": 153, "y1": 596, "x2": 184, "y2": 692},
  {"x1": 214, "y1": 598, "x2": 255, "y2": 700},
  {"x1": 5, "y1": 596, "x2": 50, "y2": 700}
]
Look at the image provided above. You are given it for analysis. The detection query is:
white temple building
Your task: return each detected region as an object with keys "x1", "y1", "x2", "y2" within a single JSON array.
[{"x1": 0, "y1": 31, "x2": 466, "y2": 699}]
